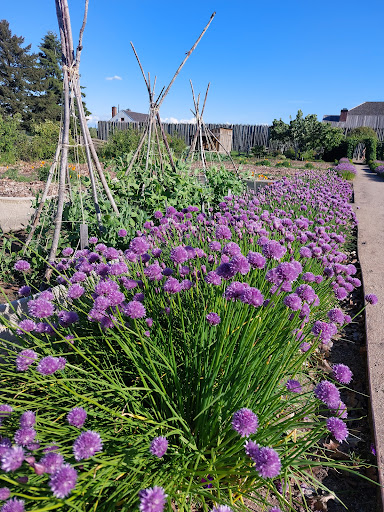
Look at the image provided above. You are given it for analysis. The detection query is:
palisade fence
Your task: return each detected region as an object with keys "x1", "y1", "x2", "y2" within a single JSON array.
[
  {"x1": 97, "y1": 121, "x2": 384, "y2": 157},
  {"x1": 97, "y1": 121, "x2": 271, "y2": 152}
]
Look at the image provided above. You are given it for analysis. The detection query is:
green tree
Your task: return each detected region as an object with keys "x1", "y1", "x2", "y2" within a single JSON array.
[
  {"x1": 347, "y1": 126, "x2": 378, "y2": 140},
  {"x1": 0, "y1": 20, "x2": 40, "y2": 128},
  {"x1": 270, "y1": 110, "x2": 344, "y2": 158},
  {"x1": 31, "y1": 31, "x2": 63, "y2": 124}
]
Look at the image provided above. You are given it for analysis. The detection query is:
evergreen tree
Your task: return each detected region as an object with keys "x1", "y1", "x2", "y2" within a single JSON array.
[
  {"x1": 0, "y1": 20, "x2": 39, "y2": 128},
  {"x1": 31, "y1": 31, "x2": 63, "y2": 124}
]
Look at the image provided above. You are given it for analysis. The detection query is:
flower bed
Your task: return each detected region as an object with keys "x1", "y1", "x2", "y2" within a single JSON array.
[{"x1": 0, "y1": 170, "x2": 377, "y2": 512}]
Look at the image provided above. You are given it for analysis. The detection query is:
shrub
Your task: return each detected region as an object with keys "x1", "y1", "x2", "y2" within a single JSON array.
[
  {"x1": 0, "y1": 114, "x2": 28, "y2": 164},
  {"x1": 375, "y1": 165, "x2": 384, "y2": 177},
  {"x1": 284, "y1": 147, "x2": 296, "y2": 159},
  {"x1": 99, "y1": 128, "x2": 141, "y2": 159},
  {"x1": 251, "y1": 145, "x2": 267, "y2": 159},
  {"x1": 29, "y1": 121, "x2": 61, "y2": 161},
  {"x1": 257, "y1": 159, "x2": 271, "y2": 166}
]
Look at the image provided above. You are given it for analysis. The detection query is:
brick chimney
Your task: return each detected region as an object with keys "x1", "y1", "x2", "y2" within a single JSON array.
[
  {"x1": 339, "y1": 108, "x2": 348, "y2": 122},
  {"x1": 112, "y1": 106, "x2": 117, "y2": 118}
]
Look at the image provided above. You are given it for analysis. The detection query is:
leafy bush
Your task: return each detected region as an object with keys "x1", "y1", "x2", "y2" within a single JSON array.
[
  {"x1": 0, "y1": 114, "x2": 28, "y2": 164},
  {"x1": 99, "y1": 128, "x2": 142, "y2": 160},
  {"x1": 166, "y1": 133, "x2": 187, "y2": 157},
  {"x1": 251, "y1": 145, "x2": 267, "y2": 159},
  {"x1": 205, "y1": 165, "x2": 245, "y2": 199},
  {"x1": 28, "y1": 121, "x2": 61, "y2": 161},
  {"x1": 0, "y1": 171, "x2": 374, "y2": 511},
  {"x1": 283, "y1": 148, "x2": 296, "y2": 159},
  {"x1": 258, "y1": 159, "x2": 272, "y2": 166}
]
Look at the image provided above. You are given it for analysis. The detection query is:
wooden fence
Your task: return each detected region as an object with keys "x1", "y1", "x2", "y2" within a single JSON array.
[
  {"x1": 97, "y1": 121, "x2": 384, "y2": 154},
  {"x1": 97, "y1": 121, "x2": 270, "y2": 152}
]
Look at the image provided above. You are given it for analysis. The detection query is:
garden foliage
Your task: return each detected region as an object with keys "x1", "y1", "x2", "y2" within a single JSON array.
[{"x1": 0, "y1": 171, "x2": 376, "y2": 511}]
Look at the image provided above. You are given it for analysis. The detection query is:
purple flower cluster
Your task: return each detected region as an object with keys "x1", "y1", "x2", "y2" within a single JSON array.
[
  {"x1": 139, "y1": 486, "x2": 167, "y2": 512},
  {"x1": 149, "y1": 436, "x2": 168, "y2": 458},
  {"x1": 73, "y1": 431, "x2": 103, "y2": 461},
  {"x1": 245, "y1": 441, "x2": 282, "y2": 478},
  {"x1": 232, "y1": 408, "x2": 258, "y2": 437}
]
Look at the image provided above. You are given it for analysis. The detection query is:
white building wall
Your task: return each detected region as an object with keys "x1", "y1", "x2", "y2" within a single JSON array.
[{"x1": 110, "y1": 111, "x2": 132, "y2": 122}]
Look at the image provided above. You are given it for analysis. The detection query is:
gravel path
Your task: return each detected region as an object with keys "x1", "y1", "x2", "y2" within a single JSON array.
[{"x1": 354, "y1": 163, "x2": 384, "y2": 509}]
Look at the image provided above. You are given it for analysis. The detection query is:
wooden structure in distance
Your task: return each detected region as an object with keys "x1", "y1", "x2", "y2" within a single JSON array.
[{"x1": 124, "y1": 12, "x2": 216, "y2": 175}]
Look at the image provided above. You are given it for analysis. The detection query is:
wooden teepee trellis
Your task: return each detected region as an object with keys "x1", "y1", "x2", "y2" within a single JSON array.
[
  {"x1": 186, "y1": 80, "x2": 238, "y2": 175},
  {"x1": 24, "y1": 0, "x2": 119, "y2": 279},
  {"x1": 124, "y1": 12, "x2": 216, "y2": 176}
]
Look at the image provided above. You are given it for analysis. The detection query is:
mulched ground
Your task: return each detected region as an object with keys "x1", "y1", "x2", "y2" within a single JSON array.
[{"x1": 0, "y1": 160, "x2": 332, "y2": 197}]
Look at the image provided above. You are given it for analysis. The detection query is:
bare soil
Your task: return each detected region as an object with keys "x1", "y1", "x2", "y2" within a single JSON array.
[{"x1": 0, "y1": 160, "x2": 332, "y2": 197}]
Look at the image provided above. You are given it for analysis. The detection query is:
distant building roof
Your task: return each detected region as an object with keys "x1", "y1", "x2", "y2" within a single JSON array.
[
  {"x1": 322, "y1": 115, "x2": 340, "y2": 122},
  {"x1": 122, "y1": 110, "x2": 149, "y2": 122},
  {"x1": 348, "y1": 102, "x2": 384, "y2": 115}
]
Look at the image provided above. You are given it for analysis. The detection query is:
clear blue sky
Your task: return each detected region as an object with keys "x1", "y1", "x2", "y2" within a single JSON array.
[{"x1": 2, "y1": 0, "x2": 384, "y2": 126}]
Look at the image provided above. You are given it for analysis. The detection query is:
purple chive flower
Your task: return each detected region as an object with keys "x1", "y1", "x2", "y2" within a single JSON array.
[
  {"x1": 14, "y1": 260, "x2": 30, "y2": 272},
  {"x1": 253, "y1": 446, "x2": 282, "y2": 479},
  {"x1": 58, "y1": 310, "x2": 79, "y2": 327},
  {"x1": 124, "y1": 301, "x2": 146, "y2": 319},
  {"x1": 18, "y1": 286, "x2": 31, "y2": 297},
  {"x1": 285, "y1": 379, "x2": 302, "y2": 393},
  {"x1": 211, "y1": 507, "x2": 233, "y2": 512},
  {"x1": 14, "y1": 428, "x2": 36, "y2": 447},
  {"x1": 232, "y1": 408, "x2": 258, "y2": 437},
  {"x1": 1, "y1": 446, "x2": 24, "y2": 472},
  {"x1": 206, "y1": 312, "x2": 221, "y2": 326},
  {"x1": 62, "y1": 247, "x2": 74, "y2": 257},
  {"x1": 16, "y1": 349, "x2": 38, "y2": 371},
  {"x1": 332, "y1": 364, "x2": 353, "y2": 385},
  {"x1": 330, "y1": 402, "x2": 348, "y2": 419},
  {"x1": 262, "y1": 240, "x2": 287, "y2": 260},
  {"x1": 16, "y1": 319, "x2": 36, "y2": 334},
  {"x1": 224, "y1": 281, "x2": 246, "y2": 301},
  {"x1": 163, "y1": 277, "x2": 182, "y2": 294},
  {"x1": 49, "y1": 464, "x2": 77, "y2": 498},
  {"x1": 0, "y1": 498, "x2": 25, "y2": 512},
  {"x1": 205, "y1": 271, "x2": 222, "y2": 286},
  {"x1": 209, "y1": 241, "x2": 221, "y2": 252},
  {"x1": 67, "y1": 284, "x2": 85, "y2": 300},
  {"x1": 73, "y1": 431, "x2": 103, "y2": 461},
  {"x1": 283, "y1": 293, "x2": 302, "y2": 311},
  {"x1": 229, "y1": 255, "x2": 250, "y2": 275},
  {"x1": 67, "y1": 407, "x2": 87, "y2": 428},
  {"x1": 0, "y1": 488, "x2": 10, "y2": 501},
  {"x1": 130, "y1": 237, "x2": 150, "y2": 255},
  {"x1": 215, "y1": 225, "x2": 232, "y2": 240},
  {"x1": 118, "y1": 229, "x2": 127, "y2": 237},
  {"x1": 247, "y1": 251, "x2": 266, "y2": 269},
  {"x1": 276, "y1": 262, "x2": 300, "y2": 282},
  {"x1": 314, "y1": 381, "x2": 341, "y2": 408},
  {"x1": 240, "y1": 287, "x2": 264, "y2": 307},
  {"x1": 139, "y1": 486, "x2": 167, "y2": 512},
  {"x1": 170, "y1": 246, "x2": 189, "y2": 264},
  {"x1": 36, "y1": 356, "x2": 66, "y2": 375},
  {"x1": 299, "y1": 247, "x2": 312, "y2": 258},
  {"x1": 295, "y1": 284, "x2": 316, "y2": 303},
  {"x1": 19, "y1": 411, "x2": 35, "y2": 428},
  {"x1": 269, "y1": 508, "x2": 282, "y2": 512},
  {"x1": 154, "y1": 210, "x2": 163, "y2": 219},
  {"x1": 146, "y1": 318, "x2": 153, "y2": 328},
  {"x1": 327, "y1": 308, "x2": 345, "y2": 325},
  {"x1": 28, "y1": 299, "x2": 54, "y2": 319},
  {"x1": 365, "y1": 294, "x2": 378, "y2": 305},
  {"x1": 40, "y1": 452, "x2": 64, "y2": 474},
  {"x1": 149, "y1": 437, "x2": 168, "y2": 458},
  {"x1": 0, "y1": 439, "x2": 12, "y2": 459},
  {"x1": 326, "y1": 417, "x2": 349, "y2": 442}
]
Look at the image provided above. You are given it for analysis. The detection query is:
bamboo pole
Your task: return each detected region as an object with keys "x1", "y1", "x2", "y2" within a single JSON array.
[
  {"x1": 156, "y1": 12, "x2": 216, "y2": 109},
  {"x1": 24, "y1": 143, "x2": 61, "y2": 249}
]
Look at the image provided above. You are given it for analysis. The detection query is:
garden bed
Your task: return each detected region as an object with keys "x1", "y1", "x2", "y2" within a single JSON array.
[{"x1": 0, "y1": 170, "x2": 379, "y2": 512}]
